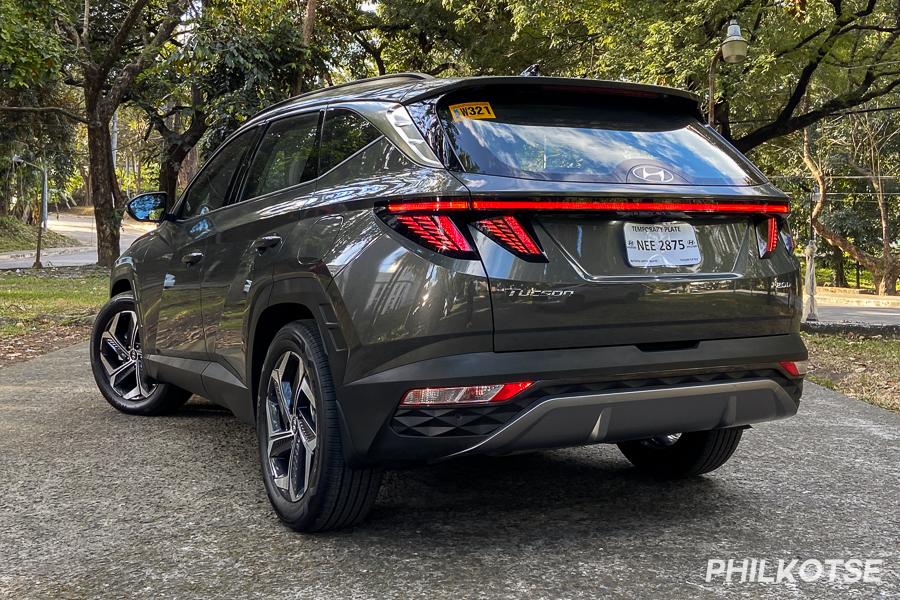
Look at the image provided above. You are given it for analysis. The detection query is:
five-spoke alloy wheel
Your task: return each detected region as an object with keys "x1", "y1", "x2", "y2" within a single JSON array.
[
  {"x1": 265, "y1": 350, "x2": 319, "y2": 502},
  {"x1": 256, "y1": 320, "x2": 382, "y2": 531},
  {"x1": 90, "y1": 292, "x2": 191, "y2": 415},
  {"x1": 97, "y1": 309, "x2": 156, "y2": 401}
]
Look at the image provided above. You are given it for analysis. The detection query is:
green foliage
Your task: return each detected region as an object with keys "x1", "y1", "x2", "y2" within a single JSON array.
[{"x1": 0, "y1": 0, "x2": 63, "y2": 89}]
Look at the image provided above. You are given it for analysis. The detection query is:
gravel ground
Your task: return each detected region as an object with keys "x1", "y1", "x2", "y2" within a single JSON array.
[{"x1": 1, "y1": 342, "x2": 898, "y2": 599}]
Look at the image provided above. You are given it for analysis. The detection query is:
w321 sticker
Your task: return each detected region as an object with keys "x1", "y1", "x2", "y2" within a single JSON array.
[{"x1": 449, "y1": 102, "x2": 496, "y2": 121}]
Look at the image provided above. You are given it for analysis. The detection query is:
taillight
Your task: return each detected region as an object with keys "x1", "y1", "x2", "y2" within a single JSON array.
[
  {"x1": 473, "y1": 215, "x2": 545, "y2": 261},
  {"x1": 756, "y1": 216, "x2": 779, "y2": 258},
  {"x1": 400, "y1": 381, "x2": 534, "y2": 406},
  {"x1": 380, "y1": 197, "x2": 791, "y2": 260},
  {"x1": 383, "y1": 213, "x2": 476, "y2": 259}
]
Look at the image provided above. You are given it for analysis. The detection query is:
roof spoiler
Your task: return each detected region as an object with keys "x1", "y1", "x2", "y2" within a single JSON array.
[{"x1": 400, "y1": 76, "x2": 702, "y2": 118}]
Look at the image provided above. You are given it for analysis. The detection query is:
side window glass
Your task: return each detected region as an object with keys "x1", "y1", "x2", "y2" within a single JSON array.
[
  {"x1": 180, "y1": 128, "x2": 256, "y2": 219},
  {"x1": 242, "y1": 114, "x2": 319, "y2": 200},
  {"x1": 319, "y1": 109, "x2": 382, "y2": 174}
]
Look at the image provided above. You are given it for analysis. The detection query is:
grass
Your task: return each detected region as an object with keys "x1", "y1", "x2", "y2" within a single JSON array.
[
  {"x1": 802, "y1": 331, "x2": 900, "y2": 412},
  {"x1": 0, "y1": 215, "x2": 81, "y2": 253},
  {"x1": 0, "y1": 267, "x2": 107, "y2": 337},
  {"x1": 797, "y1": 258, "x2": 879, "y2": 292}
]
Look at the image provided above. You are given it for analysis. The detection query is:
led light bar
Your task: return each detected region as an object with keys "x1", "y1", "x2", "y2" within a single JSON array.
[
  {"x1": 385, "y1": 198, "x2": 790, "y2": 215},
  {"x1": 469, "y1": 199, "x2": 790, "y2": 214},
  {"x1": 400, "y1": 381, "x2": 534, "y2": 406}
]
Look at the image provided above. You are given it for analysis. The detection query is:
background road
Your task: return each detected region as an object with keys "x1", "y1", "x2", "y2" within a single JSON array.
[
  {"x1": 0, "y1": 213, "x2": 153, "y2": 269},
  {"x1": 814, "y1": 305, "x2": 900, "y2": 326},
  {"x1": 0, "y1": 343, "x2": 897, "y2": 599}
]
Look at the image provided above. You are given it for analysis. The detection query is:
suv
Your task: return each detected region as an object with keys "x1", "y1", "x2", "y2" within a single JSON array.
[{"x1": 91, "y1": 73, "x2": 807, "y2": 532}]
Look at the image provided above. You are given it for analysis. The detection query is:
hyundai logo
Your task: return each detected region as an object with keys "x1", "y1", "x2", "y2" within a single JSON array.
[{"x1": 631, "y1": 165, "x2": 675, "y2": 183}]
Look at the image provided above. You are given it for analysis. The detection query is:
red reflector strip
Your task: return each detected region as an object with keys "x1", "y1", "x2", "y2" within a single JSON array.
[
  {"x1": 385, "y1": 199, "x2": 470, "y2": 213},
  {"x1": 470, "y1": 200, "x2": 790, "y2": 214},
  {"x1": 491, "y1": 381, "x2": 535, "y2": 402},
  {"x1": 394, "y1": 214, "x2": 473, "y2": 253},
  {"x1": 475, "y1": 216, "x2": 543, "y2": 257},
  {"x1": 779, "y1": 360, "x2": 808, "y2": 377}
]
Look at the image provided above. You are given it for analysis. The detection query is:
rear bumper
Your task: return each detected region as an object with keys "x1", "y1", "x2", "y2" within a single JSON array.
[
  {"x1": 336, "y1": 333, "x2": 806, "y2": 465},
  {"x1": 448, "y1": 379, "x2": 796, "y2": 458}
]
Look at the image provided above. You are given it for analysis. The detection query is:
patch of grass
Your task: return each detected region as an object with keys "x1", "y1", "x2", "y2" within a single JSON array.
[
  {"x1": 0, "y1": 266, "x2": 107, "y2": 338},
  {"x1": 0, "y1": 215, "x2": 82, "y2": 253},
  {"x1": 802, "y1": 332, "x2": 900, "y2": 412}
]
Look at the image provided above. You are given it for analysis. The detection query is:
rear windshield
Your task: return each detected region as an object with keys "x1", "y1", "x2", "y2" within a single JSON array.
[{"x1": 433, "y1": 90, "x2": 760, "y2": 186}]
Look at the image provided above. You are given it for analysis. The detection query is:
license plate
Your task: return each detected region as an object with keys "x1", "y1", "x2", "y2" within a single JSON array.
[{"x1": 624, "y1": 222, "x2": 701, "y2": 267}]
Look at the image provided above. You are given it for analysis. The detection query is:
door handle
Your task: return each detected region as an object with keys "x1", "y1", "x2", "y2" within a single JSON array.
[
  {"x1": 181, "y1": 251, "x2": 204, "y2": 265},
  {"x1": 253, "y1": 235, "x2": 282, "y2": 252}
]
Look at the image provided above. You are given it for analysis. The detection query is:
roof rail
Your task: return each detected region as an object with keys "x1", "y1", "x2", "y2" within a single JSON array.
[{"x1": 252, "y1": 72, "x2": 434, "y2": 119}]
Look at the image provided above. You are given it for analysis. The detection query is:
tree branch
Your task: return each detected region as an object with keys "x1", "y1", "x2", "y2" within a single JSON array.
[
  {"x1": 98, "y1": 0, "x2": 151, "y2": 79},
  {"x1": 101, "y1": 0, "x2": 189, "y2": 116},
  {"x1": 0, "y1": 106, "x2": 94, "y2": 126}
]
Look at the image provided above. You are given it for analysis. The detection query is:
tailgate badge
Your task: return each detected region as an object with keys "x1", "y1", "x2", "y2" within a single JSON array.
[{"x1": 631, "y1": 165, "x2": 675, "y2": 183}]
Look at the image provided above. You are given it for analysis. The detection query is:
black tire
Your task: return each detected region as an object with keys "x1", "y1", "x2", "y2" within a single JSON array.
[
  {"x1": 256, "y1": 320, "x2": 382, "y2": 532},
  {"x1": 617, "y1": 427, "x2": 743, "y2": 478},
  {"x1": 90, "y1": 292, "x2": 191, "y2": 415}
]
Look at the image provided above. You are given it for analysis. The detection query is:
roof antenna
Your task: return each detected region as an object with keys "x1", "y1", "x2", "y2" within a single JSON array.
[{"x1": 520, "y1": 63, "x2": 541, "y2": 77}]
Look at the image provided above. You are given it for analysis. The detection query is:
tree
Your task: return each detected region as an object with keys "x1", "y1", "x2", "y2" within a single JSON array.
[
  {"x1": 489, "y1": 0, "x2": 899, "y2": 153},
  {"x1": 803, "y1": 110, "x2": 900, "y2": 294},
  {"x1": 134, "y1": 0, "x2": 312, "y2": 202},
  {"x1": 1, "y1": 0, "x2": 190, "y2": 266}
]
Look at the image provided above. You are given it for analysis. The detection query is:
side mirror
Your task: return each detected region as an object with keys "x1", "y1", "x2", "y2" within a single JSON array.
[{"x1": 126, "y1": 192, "x2": 168, "y2": 223}]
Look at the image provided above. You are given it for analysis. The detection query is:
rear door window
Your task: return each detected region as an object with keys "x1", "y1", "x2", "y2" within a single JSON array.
[
  {"x1": 318, "y1": 109, "x2": 383, "y2": 174},
  {"x1": 180, "y1": 127, "x2": 258, "y2": 218},
  {"x1": 433, "y1": 89, "x2": 760, "y2": 186},
  {"x1": 242, "y1": 113, "x2": 320, "y2": 200}
]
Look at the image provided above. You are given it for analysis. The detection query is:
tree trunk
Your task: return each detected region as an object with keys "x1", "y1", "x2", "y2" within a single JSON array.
[
  {"x1": 876, "y1": 270, "x2": 898, "y2": 296},
  {"x1": 159, "y1": 145, "x2": 187, "y2": 208},
  {"x1": 87, "y1": 119, "x2": 122, "y2": 267},
  {"x1": 831, "y1": 246, "x2": 847, "y2": 287}
]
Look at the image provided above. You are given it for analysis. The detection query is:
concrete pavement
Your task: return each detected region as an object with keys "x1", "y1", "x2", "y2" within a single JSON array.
[{"x1": 0, "y1": 342, "x2": 897, "y2": 598}]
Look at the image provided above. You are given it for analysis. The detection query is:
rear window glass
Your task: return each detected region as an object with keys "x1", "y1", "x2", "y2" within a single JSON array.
[{"x1": 434, "y1": 90, "x2": 759, "y2": 185}]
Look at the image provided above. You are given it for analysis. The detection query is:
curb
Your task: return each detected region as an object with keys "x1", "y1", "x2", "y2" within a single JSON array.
[
  {"x1": 0, "y1": 246, "x2": 88, "y2": 260},
  {"x1": 815, "y1": 296, "x2": 900, "y2": 309}
]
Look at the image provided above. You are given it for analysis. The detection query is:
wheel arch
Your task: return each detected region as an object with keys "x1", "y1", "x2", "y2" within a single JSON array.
[
  {"x1": 110, "y1": 278, "x2": 132, "y2": 297},
  {"x1": 247, "y1": 275, "x2": 349, "y2": 419}
]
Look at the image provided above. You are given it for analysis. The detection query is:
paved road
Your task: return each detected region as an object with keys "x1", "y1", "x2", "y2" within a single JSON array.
[
  {"x1": 0, "y1": 343, "x2": 897, "y2": 599},
  {"x1": 814, "y1": 305, "x2": 900, "y2": 326},
  {"x1": 0, "y1": 213, "x2": 153, "y2": 269}
]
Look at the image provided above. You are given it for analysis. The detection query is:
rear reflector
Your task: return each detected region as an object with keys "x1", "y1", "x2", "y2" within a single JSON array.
[
  {"x1": 391, "y1": 214, "x2": 475, "y2": 257},
  {"x1": 474, "y1": 215, "x2": 545, "y2": 260},
  {"x1": 779, "y1": 360, "x2": 808, "y2": 377},
  {"x1": 385, "y1": 198, "x2": 790, "y2": 215},
  {"x1": 400, "y1": 381, "x2": 534, "y2": 406}
]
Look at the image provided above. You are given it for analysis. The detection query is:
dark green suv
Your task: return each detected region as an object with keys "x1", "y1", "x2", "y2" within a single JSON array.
[{"x1": 90, "y1": 73, "x2": 807, "y2": 531}]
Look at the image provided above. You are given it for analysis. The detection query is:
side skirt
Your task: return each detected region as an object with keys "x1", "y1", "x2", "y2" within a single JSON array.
[{"x1": 145, "y1": 354, "x2": 254, "y2": 424}]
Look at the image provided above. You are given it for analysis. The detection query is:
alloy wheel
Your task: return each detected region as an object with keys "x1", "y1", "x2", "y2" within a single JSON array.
[
  {"x1": 98, "y1": 310, "x2": 156, "y2": 400},
  {"x1": 265, "y1": 350, "x2": 318, "y2": 502}
]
